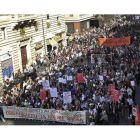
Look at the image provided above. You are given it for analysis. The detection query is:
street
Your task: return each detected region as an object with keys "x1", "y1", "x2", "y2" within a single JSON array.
[{"x1": 0, "y1": 56, "x2": 137, "y2": 125}]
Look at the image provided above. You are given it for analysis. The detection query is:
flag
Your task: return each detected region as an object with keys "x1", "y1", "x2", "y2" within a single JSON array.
[
  {"x1": 77, "y1": 74, "x2": 84, "y2": 83},
  {"x1": 111, "y1": 90, "x2": 120, "y2": 101},
  {"x1": 108, "y1": 84, "x2": 115, "y2": 94}
]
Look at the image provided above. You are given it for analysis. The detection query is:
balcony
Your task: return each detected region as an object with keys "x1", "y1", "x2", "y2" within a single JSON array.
[{"x1": 10, "y1": 14, "x2": 37, "y2": 30}]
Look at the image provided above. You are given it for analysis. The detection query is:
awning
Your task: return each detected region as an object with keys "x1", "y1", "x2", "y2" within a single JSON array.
[
  {"x1": 49, "y1": 39, "x2": 58, "y2": 47},
  {"x1": 46, "y1": 40, "x2": 50, "y2": 45},
  {"x1": 57, "y1": 36, "x2": 63, "y2": 42},
  {"x1": 54, "y1": 36, "x2": 63, "y2": 42},
  {"x1": 66, "y1": 33, "x2": 71, "y2": 36},
  {"x1": 54, "y1": 36, "x2": 58, "y2": 42},
  {"x1": 68, "y1": 36, "x2": 74, "y2": 41},
  {"x1": 35, "y1": 44, "x2": 43, "y2": 50}
]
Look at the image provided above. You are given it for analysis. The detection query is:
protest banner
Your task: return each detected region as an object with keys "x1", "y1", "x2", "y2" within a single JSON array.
[
  {"x1": 42, "y1": 80, "x2": 50, "y2": 90},
  {"x1": 111, "y1": 90, "x2": 120, "y2": 101},
  {"x1": 108, "y1": 84, "x2": 115, "y2": 94},
  {"x1": 67, "y1": 76, "x2": 73, "y2": 81},
  {"x1": 131, "y1": 81, "x2": 135, "y2": 86},
  {"x1": 40, "y1": 89, "x2": 46, "y2": 100},
  {"x1": 98, "y1": 36, "x2": 131, "y2": 47},
  {"x1": 63, "y1": 92, "x2": 71, "y2": 104},
  {"x1": 77, "y1": 74, "x2": 84, "y2": 83},
  {"x1": 59, "y1": 78, "x2": 63, "y2": 83},
  {"x1": 3, "y1": 106, "x2": 86, "y2": 124},
  {"x1": 49, "y1": 88, "x2": 58, "y2": 97},
  {"x1": 99, "y1": 75, "x2": 103, "y2": 81}
]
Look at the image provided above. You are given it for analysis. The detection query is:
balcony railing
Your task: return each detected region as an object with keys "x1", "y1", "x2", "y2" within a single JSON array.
[{"x1": 10, "y1": 14, "x2": 36, "y2": 20}]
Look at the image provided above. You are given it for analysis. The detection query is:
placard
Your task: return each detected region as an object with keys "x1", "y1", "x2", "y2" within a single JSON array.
[
  {"x1": 49, "y1": 88, "x2": 58, "y2": 97},
  {"x1": 67, "y1": 76, "x2": 73, "y2": 81},
  {"x1": 62, "y1": 79, "x2": 67, "y2": 84},
  {"x1": 99, "y1": 75, "x2": 103, "y2": 81},
  {"x1": 77, "y1": 74, "x2": 84, "y2": 83},
  {"x1": 59, "y1": 78, "x2": 63, "y2": 83},
  {"x1": 40, "y1": 89, "x2": 46, "y2": 100},
  {"x1": 63, "y1": 91, "x2": 71, "y2": 104},
  {"x1": 131, "y1": 81, "x2": 135, "y2": 86},
  {"x1": 42, "y1": 80, "x2": 50, "y2": 90}
]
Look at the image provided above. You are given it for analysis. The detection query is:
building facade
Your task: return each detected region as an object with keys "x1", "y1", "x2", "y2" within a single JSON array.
[
  {"x1": 65, "y1": 14, "x2": 93, "y2": 34},
  {"x1": 0, "y1": 14, "x2": 67, "y2": 82}
]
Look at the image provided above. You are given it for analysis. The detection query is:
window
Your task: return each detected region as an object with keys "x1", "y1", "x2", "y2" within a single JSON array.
[
  {"x1": 1, "y1": 27, "x2": 7, "y2": 40},
  {"x1": 70, "y1": 14, "x2": 73, "y2": 17},
  {"x1": 67, "y1": 23, "x2": 74, "y2": 33},
  {"x1": 81, "y1": 21, "x2": 87, "y2": 32},
  {"x1": 87, "y1": 21, "x2": 90, "y2": 29},
  {"x1": 47, "y1": 14, "x2": 49, "y2": 19}
]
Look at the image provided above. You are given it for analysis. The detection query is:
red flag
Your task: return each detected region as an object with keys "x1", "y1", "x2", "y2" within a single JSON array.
[
  {"x1": 135, "y1": 108, "x2": 140, "y2": 125},
  {"x1": 40, "y1": 89, "x2": 46, "y2": 100},
  {"x1": 108, "y1": 84, "x2": 115, "y2": 94},
  {"x1": 77, "y1": 74, "x2": 84, "y2": 83},
  {"x1": 111, "y1": 90, "x2": 120, "y2": 101}
]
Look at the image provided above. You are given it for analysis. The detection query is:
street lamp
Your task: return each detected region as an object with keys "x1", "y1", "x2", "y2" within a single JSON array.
[{"x1": 41, "y1": 15, "x2": 47, "y2": 73}]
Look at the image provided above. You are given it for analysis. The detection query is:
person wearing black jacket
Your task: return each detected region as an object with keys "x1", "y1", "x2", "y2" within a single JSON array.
[{"x1": 135, "y1": 71, "x2": 140, "y2": 86}]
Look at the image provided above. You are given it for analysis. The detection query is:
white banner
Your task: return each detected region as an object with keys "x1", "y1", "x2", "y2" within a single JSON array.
[
  {"x1": 3, "y1": 106, "x2": 86, "y2": 124},
  {"x1": 42, "y1": 80, "x2": 50, "y2": 90},
  {"x1": 49, "y1": 88, "x2": 58, "y2": 97},
  {"x1": 63, "y1": 91, "x2": 71, "y2": 104},
  {"x1": 67, "y1": 76, "x2": 73, "y2": 81}
]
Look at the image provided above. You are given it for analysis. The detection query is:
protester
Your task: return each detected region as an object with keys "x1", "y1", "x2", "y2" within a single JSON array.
[{"x1": 0, "y1": 15, "x2": 140, "y2": 125}]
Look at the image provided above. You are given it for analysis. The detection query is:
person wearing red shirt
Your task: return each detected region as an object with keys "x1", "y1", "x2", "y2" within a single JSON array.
[
  {"x1": 126, "y1": 78, "x2": 131, "y2": 87},
  {"x1": 132, "y1": 59, "x2": 136, "y2": 66}
]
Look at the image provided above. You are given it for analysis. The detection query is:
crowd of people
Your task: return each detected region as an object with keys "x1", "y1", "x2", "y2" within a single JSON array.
[{"x1": 0, "y1": 15, "x2": 140, "y2": 125}]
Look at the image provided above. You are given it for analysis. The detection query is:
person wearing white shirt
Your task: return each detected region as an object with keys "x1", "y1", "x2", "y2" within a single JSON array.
[
  {"x1": 81, "y1": 93, "x2": 85, "y2": 101},
  {"x1": 23, "y1": 67, "x2": 29, "y2": 73},
  {"x1": 28, "y1": 65, "x2": 33, "y2": 72},
  {"x1": 26, "y1": 84, "x2": 31, "y2": 90},
  {"x1": 127, "y1": 87, "x2": 132, "y2": 96}
]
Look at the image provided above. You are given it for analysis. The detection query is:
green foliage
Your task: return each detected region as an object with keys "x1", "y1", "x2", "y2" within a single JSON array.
[
  {"x1": 20, "y1": 28, "x2": 25, "y2": 37},
  {"x1": 57, "y1": 21, "x2": 61, "y2": 26},
  {"x1": 47, "y1": 22, "x2": 51, "y2": 28}
]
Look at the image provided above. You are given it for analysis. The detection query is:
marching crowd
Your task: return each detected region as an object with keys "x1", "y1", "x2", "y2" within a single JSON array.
[{"x1": 0, "y1": 15, "x2": 140, "y2": 125}]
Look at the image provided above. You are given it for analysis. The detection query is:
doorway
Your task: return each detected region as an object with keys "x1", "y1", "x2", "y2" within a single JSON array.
[{"x1": 20, "y1": 45, "x2": 27, "y2": 67}]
